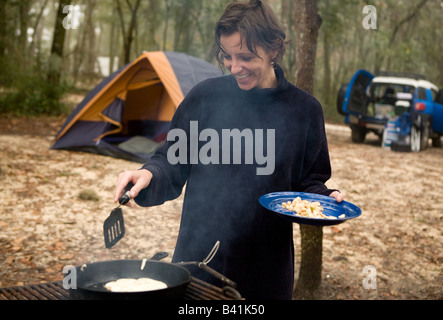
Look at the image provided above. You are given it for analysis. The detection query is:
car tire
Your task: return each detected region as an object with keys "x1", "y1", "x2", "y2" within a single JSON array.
[
  {"x1": 411, "y1": 125, "x2": 419, "y2": 152},
  {"x1": 411, "y1": 115, "x2": 429, "y2": 152},
  {"x1": 432, "y1": 136, "x2": 442, "y2": 148},
  {"x1": 421, "y1": 120, "x2": 430, "y2": 150},
  {"x1": 351, "y1": 125, "x2": 366, "y2": 143}
]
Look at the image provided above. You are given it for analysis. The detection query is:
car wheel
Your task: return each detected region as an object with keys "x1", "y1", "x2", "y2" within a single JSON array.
[
  {"x1": 351, "y1": 125, "x2": 366, "y2": 143},
  {"x1": 432, "y1": 136, "x2": 442, "y2": 148},
  {"x1": 411, "y1": 125, "x2": 420, "y2": 152},
  {"x1": 411, "y1": 115, "x2": 429, "y2": 152},
  {"x1": 420, "y1": 120, "x2": 430, "y2": 150}
]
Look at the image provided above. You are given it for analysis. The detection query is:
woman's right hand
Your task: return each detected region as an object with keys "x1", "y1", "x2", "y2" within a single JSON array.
[{"x1": 114, "y1": 169, "x2": 153, "y2": 204}]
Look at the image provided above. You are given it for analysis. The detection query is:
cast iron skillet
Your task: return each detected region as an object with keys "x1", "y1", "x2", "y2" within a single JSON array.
[{"x1": 69, "y1": 252, "x2": 191, "y2": 300}]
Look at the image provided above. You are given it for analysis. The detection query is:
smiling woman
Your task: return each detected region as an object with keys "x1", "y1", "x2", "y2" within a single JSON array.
[
  {"x1": 219, "y1": 32, "x2": 278, "y2": 90},
  {"x1": 113, "y1": 0, "x2": 342, "y2": 300},
  {"x1": 215, "y1": 0, "x2": 286, "y2": 67},
  {"x1": 215, "y1": 0, "x2": 286, "y2": 90}
]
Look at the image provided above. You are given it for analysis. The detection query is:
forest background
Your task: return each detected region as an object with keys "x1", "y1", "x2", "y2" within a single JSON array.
[{"x1": 0, "y1": 0, "x2": 442, "y2": 122}]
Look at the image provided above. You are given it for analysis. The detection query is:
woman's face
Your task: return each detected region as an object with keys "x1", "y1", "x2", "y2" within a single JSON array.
[{"x1": 220, "y1": 32, "x2": 277, "y2": 91}]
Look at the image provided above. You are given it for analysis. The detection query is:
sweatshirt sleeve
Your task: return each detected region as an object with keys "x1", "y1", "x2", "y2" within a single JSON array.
[
  {"x1": 295, "y1": 99, "x2": 338, "y2": 196},
  {"x1": 133, "y1": 83, "x2": 204, "y2": 207}
]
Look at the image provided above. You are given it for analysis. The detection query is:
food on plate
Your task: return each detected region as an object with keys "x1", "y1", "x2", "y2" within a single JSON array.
[
  {"x1": 281, "y1": 197, "x2": 345, "y2": 219},
  {"x1": 104, "y1": 278, "x2": 167, "y2": 292}
]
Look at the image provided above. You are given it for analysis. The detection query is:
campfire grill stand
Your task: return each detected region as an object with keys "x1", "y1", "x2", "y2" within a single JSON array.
[{"x1": 0, "y1": 277, "x2": 240, "y2": 300}]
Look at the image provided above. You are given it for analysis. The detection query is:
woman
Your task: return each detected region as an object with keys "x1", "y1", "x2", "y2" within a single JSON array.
[{"x1": 114, "y1": 0, "x2": 343, "y2": 299}]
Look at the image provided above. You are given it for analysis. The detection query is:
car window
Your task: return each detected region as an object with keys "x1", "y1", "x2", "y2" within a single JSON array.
[
  {"x1": 417, "y1": 87, "x2": 427, "y2": 100},
  {"x1": 435, "y1": 90, "x2": 443, "y2": 105},
  {"x1": 431, "y1": 89, "x2": 438, "y2": 102},
  {"x1": 370, "y1": 83, "x2": 414, "y2": 104}
]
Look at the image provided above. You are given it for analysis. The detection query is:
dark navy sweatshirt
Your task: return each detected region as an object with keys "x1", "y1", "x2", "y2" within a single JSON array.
[{"x1": 134, "y1": 66, "x2": 336, "y2": 299}]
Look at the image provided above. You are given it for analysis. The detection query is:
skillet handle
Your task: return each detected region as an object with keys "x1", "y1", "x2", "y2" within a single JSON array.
[
  {"x1": 222, "y1": 286, "x2": 243, "y2": 300},
  {"x1": 150, "y1": 252, "x2": 169, "y2": 261},
  {"x1": 198, "y1": 262, "x2": 238, "y2": 289}
]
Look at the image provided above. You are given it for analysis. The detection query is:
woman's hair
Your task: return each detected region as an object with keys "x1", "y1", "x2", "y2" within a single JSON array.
[{"x1": 215, "y1": 0, "x2": 286, "y2": 67}]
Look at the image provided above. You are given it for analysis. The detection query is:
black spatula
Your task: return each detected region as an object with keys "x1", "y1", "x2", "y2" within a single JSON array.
[{"x1": 104, "y1": 190, "x2": 130, "y2": 248}]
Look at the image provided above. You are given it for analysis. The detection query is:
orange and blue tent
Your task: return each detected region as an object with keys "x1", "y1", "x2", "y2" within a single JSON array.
[{"x1": 51, "y1": 51, "x2": 222, "y2": 162}]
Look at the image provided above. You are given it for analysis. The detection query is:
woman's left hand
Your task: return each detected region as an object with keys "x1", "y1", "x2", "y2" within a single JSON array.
[{"x1": 329, "y1": 191, "x2": 344, "y2": 203}]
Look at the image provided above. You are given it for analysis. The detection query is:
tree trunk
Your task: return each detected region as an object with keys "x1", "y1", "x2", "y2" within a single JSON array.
[
  {"x1": 84, "y1": 0, "x2": 97, "y2": 78},
  {"x1": 281, "y1": 0, "x2": 295, "y2": 81},
  {"x1": 173, "y1": 0, "x2": 199, "y2": 53},
  {"x1": 48, "y1": 0, "x2": 71, "y2": 86},
  {"x1": 17, "y1": 0, "x2": 31, "y2": 60},
  {"x1": 109, "y1": 7, "x2": 116, "y2": 76},
  {"x1": 292, "y1": 0, "x2": 323, "y2": 299},
  {"x1": 322, "y1": 30, "x2": 331, "y2": 107},
  {"x1": 162, "y1": 0, "x2": 172, "y2": 51},
  {"x1": 28, "y1": 0, "x2": 50, "y2": 60},
  {"x1": 294, "y1": 225, "x2": 323, "y2": 298},
  {"x1": 293, "y1": 0, "x2": 322, "y2": 94},
  {"x1": 0, "y1": 0, "x2": 8, "y2": 59},
  {"x1": 116, "y1": 0, "x2": 141, "y2": 65}
]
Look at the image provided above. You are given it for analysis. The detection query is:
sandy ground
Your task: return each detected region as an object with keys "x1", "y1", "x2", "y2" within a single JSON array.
[{"x1": 0, "y1": 117, "x2": 441, "y2": 300}]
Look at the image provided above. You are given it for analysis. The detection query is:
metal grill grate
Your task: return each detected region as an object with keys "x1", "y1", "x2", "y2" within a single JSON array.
[{"x1": 0, "y1": 277, "x2": 238, "y2": 300}]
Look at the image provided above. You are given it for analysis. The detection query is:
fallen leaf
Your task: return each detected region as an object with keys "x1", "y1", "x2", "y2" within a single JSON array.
[{"x1": 58, "y1": 253, "x2": 75, "y2": 260}]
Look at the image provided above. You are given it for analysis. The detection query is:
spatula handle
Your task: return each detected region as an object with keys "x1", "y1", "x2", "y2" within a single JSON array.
[{"x1": 119, "y1": 191, "x2": 131, "y2": 206}]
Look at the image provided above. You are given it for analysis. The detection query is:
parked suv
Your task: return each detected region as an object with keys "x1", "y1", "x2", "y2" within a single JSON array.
[{"x1": 337, "y1": 70, "x2": 443, "y2": 151}]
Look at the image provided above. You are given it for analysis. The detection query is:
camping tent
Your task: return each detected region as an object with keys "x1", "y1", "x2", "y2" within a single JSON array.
[{"x1": 51, "y1": 51, "x2": 222, "y2": 162}]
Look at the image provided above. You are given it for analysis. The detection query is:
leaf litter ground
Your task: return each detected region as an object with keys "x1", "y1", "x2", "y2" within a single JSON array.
[{"x1": 0, "y1": 116, "x2": 441, "y2": 299}]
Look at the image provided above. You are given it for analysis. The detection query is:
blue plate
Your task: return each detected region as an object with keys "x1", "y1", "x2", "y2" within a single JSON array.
[{"x1": 259, "y1": 192, "x2": 362, "y2": 226}]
